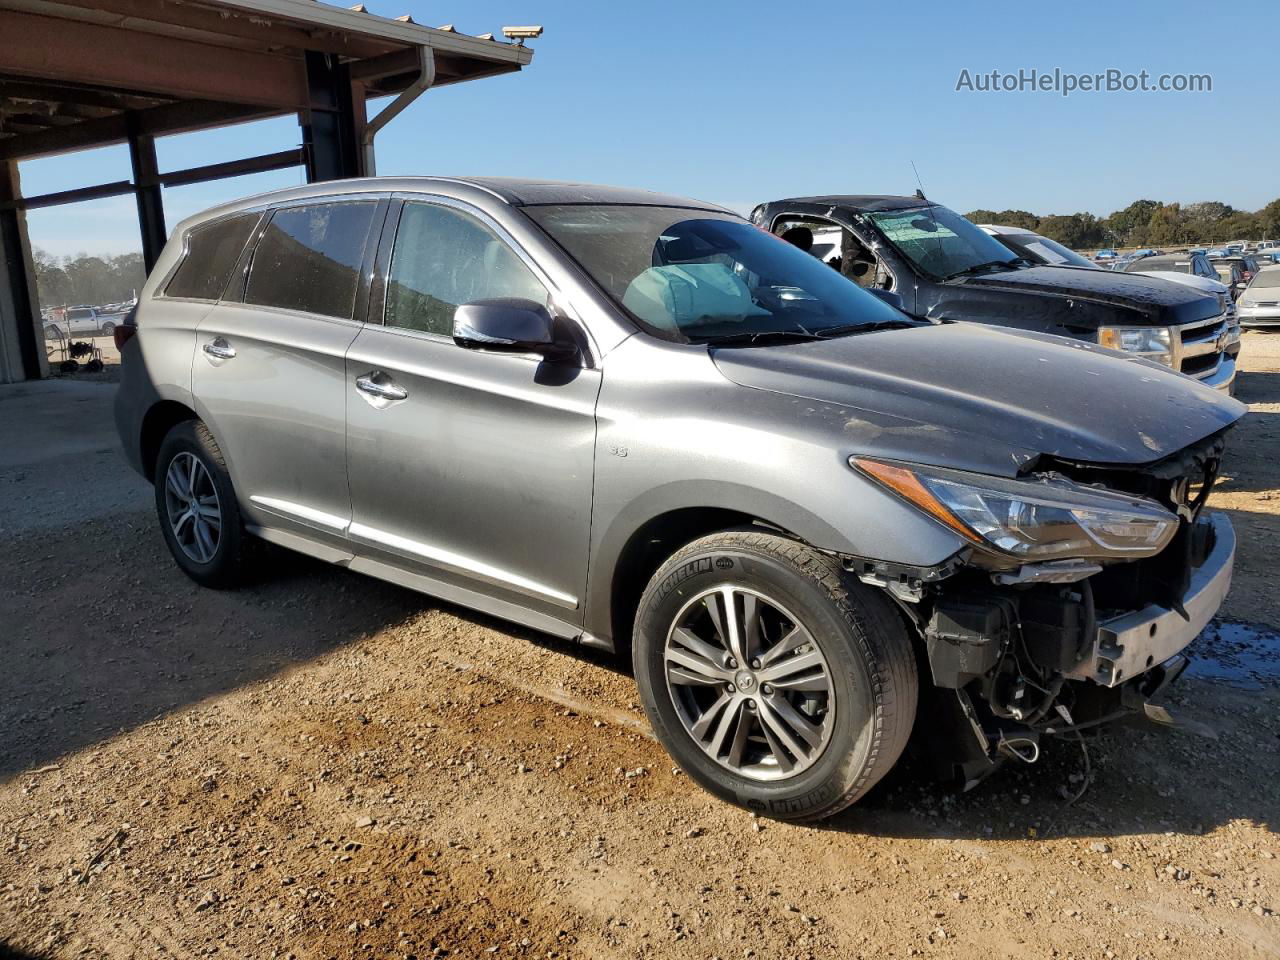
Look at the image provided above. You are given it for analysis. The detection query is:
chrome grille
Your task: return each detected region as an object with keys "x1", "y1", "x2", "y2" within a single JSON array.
[{"x1": 1173, "y1": 312, "x2": 1228, "y2": 381}]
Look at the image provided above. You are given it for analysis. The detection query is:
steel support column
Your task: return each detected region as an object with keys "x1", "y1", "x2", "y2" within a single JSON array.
[
  {"x1": 301, "y1": 51, "x2": 365, "y2": 182},
  {"x1": 0, "y1": 161, "x2": 45, "y2": 382},
  {"x1": 128, "y1": 120, "x2": 167, "y2": 273}
]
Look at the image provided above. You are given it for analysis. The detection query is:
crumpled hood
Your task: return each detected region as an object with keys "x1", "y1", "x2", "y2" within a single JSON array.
[
  {"x1": 959, "y1": 264, "x2": 1220, "y2": 326},
  {"x1": 712, "y1": 322, "x2": 1245, "y2": 477}
]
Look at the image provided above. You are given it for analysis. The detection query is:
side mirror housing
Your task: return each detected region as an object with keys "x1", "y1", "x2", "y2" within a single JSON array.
[
  {"x1": 453, "y1": 298, "x2": 560, "y2": 354},
  {"x1": 867, "y1": 288, "x2": 905, "y2": 311}
]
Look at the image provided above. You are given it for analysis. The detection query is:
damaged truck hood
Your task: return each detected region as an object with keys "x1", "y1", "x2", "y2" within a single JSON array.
[
  {"x1": 712, "y1": 322, "x2": 1246, "y2": 477},
  {"x1": 955, "y1": 265, "x2": 1219, "y2": 327}
]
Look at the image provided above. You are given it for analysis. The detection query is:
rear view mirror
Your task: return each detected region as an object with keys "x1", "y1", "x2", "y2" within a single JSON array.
[
  {"x1": 453, "y1": 298, "x2": 558, "y2": 353},
  {"x1": 867, "y1": 288, "x2": 905, "y2": 311}
]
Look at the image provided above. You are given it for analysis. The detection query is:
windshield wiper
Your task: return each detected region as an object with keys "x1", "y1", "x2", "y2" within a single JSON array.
[
  {"x1": 815, "y1": 319, "x2": 920, "y2": 338},
  {"x1": 690, "y1": 329, "x2": 827, "y2": 347},
  {"x1": 946, "y1": 258, "x2": 1028, "y2": 279}
]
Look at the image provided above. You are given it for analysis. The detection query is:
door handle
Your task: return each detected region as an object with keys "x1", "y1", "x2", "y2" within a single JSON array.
[
  {"x1": 202, "y1": 338, "x2": 236, "y2": 360},
  {"x1": 355, "y1": 373, "x2": 408, "y2": 402}
]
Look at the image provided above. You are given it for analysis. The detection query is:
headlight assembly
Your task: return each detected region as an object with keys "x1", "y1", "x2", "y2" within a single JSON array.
[
  {"x1": 852, "y1": 458, "x2": 1178, "y2": 562},
  {"x1": 1097, "y1": 325, "x2": 1174, "y2": 366}
]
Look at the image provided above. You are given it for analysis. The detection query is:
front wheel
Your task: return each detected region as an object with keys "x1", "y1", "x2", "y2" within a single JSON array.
[
  {"x1": 153, "y1": 420, "x2": 247, "y2": 588},
  {"x1": 99, "y1": 321, "x2": 116, "y2": 337},
  {"x1": 633, "y1": 531, "x2": 918, "y2": 821}
]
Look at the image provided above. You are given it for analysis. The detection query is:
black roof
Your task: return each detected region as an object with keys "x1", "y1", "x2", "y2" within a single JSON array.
[{"x1": 765, "y1": 195, "x2": 930, "y2": 213}]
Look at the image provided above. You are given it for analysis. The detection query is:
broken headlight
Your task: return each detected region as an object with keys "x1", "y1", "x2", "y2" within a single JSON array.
[
  {"x1": 853, "y1": 458, "x2": 1178, "y2": 562},
  {"x1": 1097, "y1": 325, "x2": 1174, "y2": 366}
]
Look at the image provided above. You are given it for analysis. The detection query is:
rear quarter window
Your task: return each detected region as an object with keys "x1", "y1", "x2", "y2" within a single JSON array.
[{"x1": 163, "y1": 214, "x2": 258, "y2": 301}]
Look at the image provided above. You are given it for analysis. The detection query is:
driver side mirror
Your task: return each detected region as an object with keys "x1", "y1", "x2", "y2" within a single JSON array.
[{"x1": 453, "y1": 298, "x2": 568, "y2": 357}]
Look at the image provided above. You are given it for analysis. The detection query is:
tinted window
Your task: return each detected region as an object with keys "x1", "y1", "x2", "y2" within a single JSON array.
[
  {"x1": 244, "y1": 202, "x2": 377, "y2": 319},
  {"x1": 165, "y1": 214, "x2": 257, "y2": 300},
  {"x1": 67, "y1": 308, "x2": 94, "y2": 320},
  {"x1": 384, "y1": 202, "x2": 547, "y2": 336}
]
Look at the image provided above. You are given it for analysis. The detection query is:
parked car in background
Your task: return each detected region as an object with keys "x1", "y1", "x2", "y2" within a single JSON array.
[
  {"x1": 1122, "y1": 252, "x2": 1221, "y2": 283},
  {"x1": 753, "y1": 194, "x2": 1236, "y2": 391},
  {"x1": 116, "y1": 176, "x2": 1246, "y2": 821},
  {"x1": 1209, "y1": 258, "x2": 1248, "y2": 298},
  {"x1": 978, "y1": 224, "x2": 1098, "y2": 268},
  {"x1": 1211, "y1": 254, "x2": 1261, "y2": 286},
  {"x1": 1094, "y1": 248, "x2": 1118, "y2": 260},
  {"x1": 1236, "y1": 263, "x2": 1280, "y2": 328},
  {"x1": 44, "y1": 305, "x2": 121, "y2": 338}
]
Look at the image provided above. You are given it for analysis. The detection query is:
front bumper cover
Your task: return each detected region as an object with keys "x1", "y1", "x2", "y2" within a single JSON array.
[{"x1": 1067, "y1": 512, "x2": 1234, "y2": 687}]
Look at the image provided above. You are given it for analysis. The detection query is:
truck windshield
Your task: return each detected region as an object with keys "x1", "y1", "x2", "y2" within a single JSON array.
[
  {"x1": 525, "y1": 204, "x2": 916, "y2": 343},
  {"x1": 867, "y1": 205, "x2": 1023, "y2": 280}
]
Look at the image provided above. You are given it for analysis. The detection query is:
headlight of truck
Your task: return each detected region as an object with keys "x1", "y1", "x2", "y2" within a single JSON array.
[
  {"x1": 852, "y1": 458, "x2": 1178, "y2": 561},
  {"x1": 1097, "y1": 325, "x2": 1174, "y2": 366}
]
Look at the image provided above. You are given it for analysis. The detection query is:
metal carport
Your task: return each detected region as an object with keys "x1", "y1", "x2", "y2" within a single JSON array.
[{"x1": 0, "y1": 0, "x2": 535, "y2": 383}]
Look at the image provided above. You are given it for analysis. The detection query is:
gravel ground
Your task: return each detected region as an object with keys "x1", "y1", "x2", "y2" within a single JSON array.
[{"x1": 1, "y1": 337, "x2": 1278, "y2": 960}]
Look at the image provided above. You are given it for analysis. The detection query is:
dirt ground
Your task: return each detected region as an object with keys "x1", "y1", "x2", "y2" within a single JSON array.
[{"x1": 2, "y1": 337, "x2": 1278, "y2": 960}]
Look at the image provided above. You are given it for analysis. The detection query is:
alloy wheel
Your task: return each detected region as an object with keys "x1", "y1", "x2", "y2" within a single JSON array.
[
  {"x1": 163, "y1": 451, "x2": 222, "y2": 564},
  {"x1": 663, "y1": 585, "x2": 836, "y2": 781}
]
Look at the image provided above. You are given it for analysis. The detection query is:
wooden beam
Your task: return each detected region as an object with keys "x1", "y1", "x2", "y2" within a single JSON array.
[
  {"x1": 0, "y1": 9, "x2": 309, "y2": 109},
  {"x1": 0, "y1": 100, "x2": 277, "y2": 161},
  {"x1": 0, "y1": 79, "x2": 171, "y2": 111}
]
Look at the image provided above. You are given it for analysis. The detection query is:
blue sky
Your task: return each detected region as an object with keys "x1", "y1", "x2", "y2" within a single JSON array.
[{"x1": 20, "y1": 0, "x2": 1274, "y2": 258}]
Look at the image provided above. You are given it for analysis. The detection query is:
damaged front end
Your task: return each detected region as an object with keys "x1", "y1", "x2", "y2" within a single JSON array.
[{"x1": 846, "y1": 433, "x2": 1233, "y2": 787}]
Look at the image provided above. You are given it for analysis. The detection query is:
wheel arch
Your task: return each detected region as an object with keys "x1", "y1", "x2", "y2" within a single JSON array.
[
  {"x1": 587, "y1": 481, "x2": 855, "y2": 655},
  {"x1": 139, "y1": 400, "x2": 200, "y2": 483}
]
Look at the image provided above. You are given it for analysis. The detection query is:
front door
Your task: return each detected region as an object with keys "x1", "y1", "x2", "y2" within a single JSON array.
[
  {"x1": 192, "y1": 198, "x2": 382, "y2": 539},
  {"x1": 345, "y1": 198, "x2": 600, "y2": 622}
]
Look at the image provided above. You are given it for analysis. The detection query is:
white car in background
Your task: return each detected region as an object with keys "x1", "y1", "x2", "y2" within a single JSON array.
[
  {"x1": 977, "y1": 224, "x2": 1099, "y2": 269},
  {"x1": 1236, "y1": 264, "x2": 1280, "y2": 328}
]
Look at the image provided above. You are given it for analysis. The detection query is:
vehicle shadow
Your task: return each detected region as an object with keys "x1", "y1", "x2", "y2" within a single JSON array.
[
  {"x1": 0, "y1": 513, "x2": 425, "y2": 781},
  {"x1": 0, "y1": 942, "x2": 52, "y2": 960}
]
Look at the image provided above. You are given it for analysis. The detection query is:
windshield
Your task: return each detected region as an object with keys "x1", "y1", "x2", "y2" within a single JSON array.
[
  {"x1": 866, "y1": 204, "x2": 1021, "y2": 279},
  {"x1": 1250, "y1": 269, "x2": 1280, "y2": 288},
  {"x1": 994, "y1": 231, "x2": 1095, "y2": 268},
  {"x1": 524, "y1": 204, "x2": 914, "y2": 342}
]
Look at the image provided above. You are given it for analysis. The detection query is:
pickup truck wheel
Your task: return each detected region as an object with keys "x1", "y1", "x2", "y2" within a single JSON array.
[
  {"x1": 633, "y1": 531, "x2": 917, "y2": 821},
  {"x1": 99, "y1": 321, "x2": 116, "y2": 337},
  {"x1": 154, "y1": 420, "x2": 246, "y2": 589}
]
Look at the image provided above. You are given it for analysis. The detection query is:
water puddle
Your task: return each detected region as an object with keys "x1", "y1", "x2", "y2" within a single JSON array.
[{"x1": 1185, "y1": 618, "x2": 1280, "y2": 690}]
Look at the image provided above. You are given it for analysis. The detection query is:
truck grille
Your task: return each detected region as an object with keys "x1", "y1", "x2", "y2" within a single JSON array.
[{"x1": 1174, "y1": 313, "x2": 1228, "y2": 382}]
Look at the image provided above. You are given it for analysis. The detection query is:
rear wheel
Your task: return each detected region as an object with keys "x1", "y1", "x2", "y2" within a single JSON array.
[
  {"x1": 633, "y1": 530, "x2": 918, "y2": 821},
  {"x1": 154, "y1": 420, "x2": 247, "y2": 588}
]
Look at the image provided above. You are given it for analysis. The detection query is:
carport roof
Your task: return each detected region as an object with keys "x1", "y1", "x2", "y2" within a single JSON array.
[{"x1": 0, "y1": 0, "x2": 534, "y2": 161}]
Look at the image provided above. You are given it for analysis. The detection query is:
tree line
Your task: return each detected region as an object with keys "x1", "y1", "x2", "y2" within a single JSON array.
[
  {"x1": 965, "y1": 198, "x2": 1280, "y2": 251},
  {"x1": 32, "y1": 248, "x2": 145, "y2": 310}
]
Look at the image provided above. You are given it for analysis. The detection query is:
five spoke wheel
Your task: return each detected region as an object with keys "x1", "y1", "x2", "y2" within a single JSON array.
[
  {"x1": 664, "y1": 585, "x2": 835, "y2": 781},
  {"x1": 163, "y1": 451, "x2": 222, "y2": 564}
]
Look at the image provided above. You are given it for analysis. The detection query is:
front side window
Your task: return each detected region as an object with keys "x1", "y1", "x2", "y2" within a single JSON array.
[
  {"x1": 244, "y1": 201, "x2": 377, "y2": 319},
  {"x1": 867, "y1": 205, "x2": 1023, "y2": 280},
  {"x1": 165, "y1": 214, "x2": 257, "y2": 301},
  {"x1": 384, "y1": 202, "x2": 548, "y2": 336},
  {"x1": 525, "y1": 204, "x2": 913, "y2": 343}
]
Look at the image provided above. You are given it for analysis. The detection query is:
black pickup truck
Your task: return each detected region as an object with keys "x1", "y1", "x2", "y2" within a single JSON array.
[{"x1": 752, "y1": 195, "x2": 1235, "y2": 393}]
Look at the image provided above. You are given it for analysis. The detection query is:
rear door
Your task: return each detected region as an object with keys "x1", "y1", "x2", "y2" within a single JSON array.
[
  {"x1": 344, "y1": 196, "x2": 600, "y2": 622},
  {"x1": 192, "y1": 196, "x2": 385, "y2": 541}
]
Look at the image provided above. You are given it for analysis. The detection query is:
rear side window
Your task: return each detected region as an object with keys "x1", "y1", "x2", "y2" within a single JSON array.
[
  {"x1": 244, "y1": 201, "x2": 378, "y2": 319},
  {"x1": 164, "y1": 214, "x2": 257, "y2": 301}
]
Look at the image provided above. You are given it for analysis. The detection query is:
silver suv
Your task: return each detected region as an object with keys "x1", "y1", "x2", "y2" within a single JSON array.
[{"x1": 116, "y1": 177, "x2": 1245, "y2": 821}]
